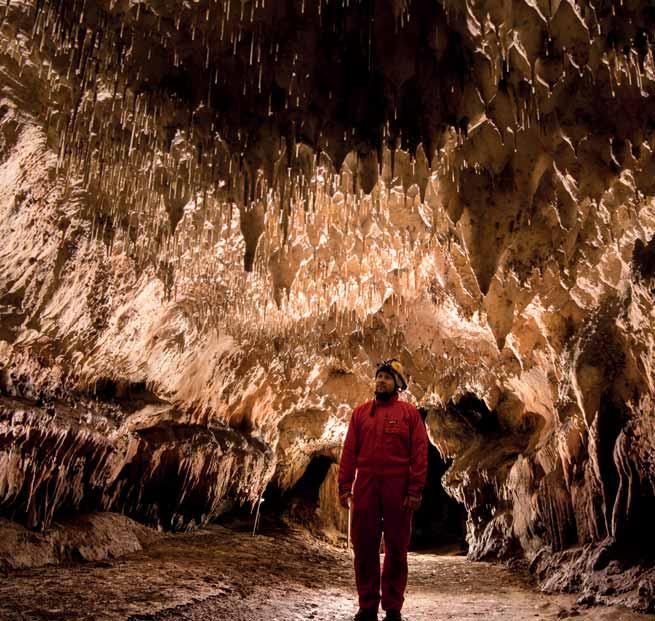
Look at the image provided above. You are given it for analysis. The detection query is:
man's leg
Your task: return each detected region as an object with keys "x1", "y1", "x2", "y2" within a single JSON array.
[
  {"x1": 380, "y1": 476, "x2": 412, "y2": 612},
  {"x1": 351, "y1": 474, "x2": 383, "y2": 612}
]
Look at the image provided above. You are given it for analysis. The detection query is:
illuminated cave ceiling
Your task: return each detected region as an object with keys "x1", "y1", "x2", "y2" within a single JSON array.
[
  {"x1": 2, "y1": 0, "x2": 655, "y2": 612},
  {"x1": 10, "y1": 0, "x2": 655, "y2": 319}
]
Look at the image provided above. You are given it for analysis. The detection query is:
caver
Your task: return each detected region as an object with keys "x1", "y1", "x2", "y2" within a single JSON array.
[{"x1": 338, "y1": 359, "x2": 429, "y2": 621}]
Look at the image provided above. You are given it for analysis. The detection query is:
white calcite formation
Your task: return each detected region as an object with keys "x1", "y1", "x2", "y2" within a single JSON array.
[{"x1": 1, "y1": 0, "x2": 655, "y2": 612}]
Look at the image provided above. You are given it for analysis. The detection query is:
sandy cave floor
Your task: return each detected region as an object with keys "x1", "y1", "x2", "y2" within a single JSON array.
[{"x1": 0, "y1": 524, "x2": 653, "y2": 621}]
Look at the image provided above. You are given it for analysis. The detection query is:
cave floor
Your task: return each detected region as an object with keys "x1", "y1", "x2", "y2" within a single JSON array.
[{"x1": 0, "y1": 524, "x2": 652, "y2": 621}]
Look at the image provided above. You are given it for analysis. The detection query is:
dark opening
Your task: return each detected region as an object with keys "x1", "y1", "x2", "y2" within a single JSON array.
[
  {"x1": 92, "y1": 377, "x2": 164, "y2": 412},
  {"x1": 217, "y1": 454, "x2": 335, "y2": 534},
  {"x1": 217, "y1": 444, "x2": 467, "y2": 552},
  {"x1": 450, "y1": 393, "x2": 497, "y2": 433},
  {"x1": 595, "y1": 394, "x2": 628, "y2": 541},
  {"x1": 283, "y1": 455, "x2": 335, "y2": 525},
  {"x1": 410, "y1": 441, "x2": 468, "y2": 554},
  {"x1": 633, "y1": 235, "x2": 655, "y2": 281}
]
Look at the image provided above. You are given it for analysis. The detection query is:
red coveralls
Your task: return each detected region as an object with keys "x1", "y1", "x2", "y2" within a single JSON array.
[{"x1": 338, "y1": 395, "x2": 428, "y2": 613}]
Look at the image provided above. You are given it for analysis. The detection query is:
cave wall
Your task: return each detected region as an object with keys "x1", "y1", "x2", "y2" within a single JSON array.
[{"x1": 1, "y1": 0, "x2": 655, "y2": 612}]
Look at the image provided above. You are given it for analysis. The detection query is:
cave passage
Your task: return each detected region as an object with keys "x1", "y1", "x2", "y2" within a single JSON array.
[
  {"x1": 216, "y1": 454, "x2": 337, "y2": 534},
  {"x1": 225, "y1": 446, "x2": 467, "y2": 554},
  {"x1": 284, "y1": 454, "x2": 336, "y2": 525},
  {"x1": 216, "y1": 445, "x2": 468, "y2": 554},
  {"x1": 4, "y1": 0, "x2": 655, "y2": 616},
  {"x1": 410, "y1": 443, "x2": 467, "y2": 553}
]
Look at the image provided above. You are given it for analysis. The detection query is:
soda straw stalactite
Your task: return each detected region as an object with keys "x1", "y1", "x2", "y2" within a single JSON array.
[{"x1": 14, "y1": 0, "x2": 653, "y2": 354}]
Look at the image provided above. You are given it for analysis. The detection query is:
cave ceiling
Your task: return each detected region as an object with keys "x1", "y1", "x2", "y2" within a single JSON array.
[{"x1": 15, "y1": 0, "x2": 655, "y2": 325}]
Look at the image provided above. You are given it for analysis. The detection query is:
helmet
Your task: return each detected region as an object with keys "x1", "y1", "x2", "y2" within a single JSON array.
[{"x1": 375, "y1": 358, "x2": 408, "y2": 391}]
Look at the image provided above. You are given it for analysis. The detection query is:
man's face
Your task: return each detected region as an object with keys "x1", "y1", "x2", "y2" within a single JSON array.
[{"x1": 375, "y1": 370, "x2": 397, "y2": 396}]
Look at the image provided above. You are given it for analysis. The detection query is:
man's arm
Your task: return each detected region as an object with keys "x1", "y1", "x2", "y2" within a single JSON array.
[
  {"x1": 407, "y1": 406, "x2": 428, "y2": 499},
  {"x1": 337, "y1": 410, "x2": 358, "y2": 503}
]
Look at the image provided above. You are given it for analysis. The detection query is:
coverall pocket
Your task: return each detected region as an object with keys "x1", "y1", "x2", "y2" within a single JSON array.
[
  {"x1": 383, "y1": 420, "x2": 409, "y2": 450},
  {"x1": 383, "y1": 418, "x2": 407, "y2": 434}
]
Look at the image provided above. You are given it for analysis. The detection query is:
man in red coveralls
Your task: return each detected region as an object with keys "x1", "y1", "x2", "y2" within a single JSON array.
[{"x1": 338, "y1": 359, "x2": 428, "y2": 621}]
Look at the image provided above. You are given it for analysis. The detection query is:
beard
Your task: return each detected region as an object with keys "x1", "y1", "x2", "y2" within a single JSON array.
[{"x1": 374, "y1": 387, "x2": 396, "y2": 401}]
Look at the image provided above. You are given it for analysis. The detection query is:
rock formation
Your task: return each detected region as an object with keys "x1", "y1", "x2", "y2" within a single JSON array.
[{"x1": 1, "y1": 0, "x2": 655, "y2": 613}]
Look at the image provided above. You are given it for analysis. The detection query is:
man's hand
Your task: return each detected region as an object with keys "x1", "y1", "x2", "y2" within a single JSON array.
[
  {"x1": 339, "y1": 492, "x2": 352, "y2": 509},
  {"x1": 403, "y1": 494, "x2": 422, "y2": 511}
]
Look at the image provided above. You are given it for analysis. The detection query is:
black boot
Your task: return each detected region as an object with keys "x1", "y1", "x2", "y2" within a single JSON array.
[
  {"x1": 383, "y1": 611, "x2": 402, "y2": 621},
  {"x1": 354, "y1": 608, "x2": 378, "y2": 621}
]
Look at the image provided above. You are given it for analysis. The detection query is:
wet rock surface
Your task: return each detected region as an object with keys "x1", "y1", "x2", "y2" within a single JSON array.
[{"x1": 0, "y1": 524, "x2": 652, "y2": 621}]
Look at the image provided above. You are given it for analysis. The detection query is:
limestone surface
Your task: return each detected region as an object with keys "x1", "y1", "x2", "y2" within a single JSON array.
[{"x1": 1, "y1": 0, "x2": 655, "y2": 613}]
